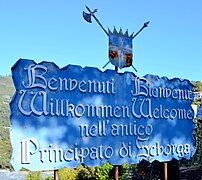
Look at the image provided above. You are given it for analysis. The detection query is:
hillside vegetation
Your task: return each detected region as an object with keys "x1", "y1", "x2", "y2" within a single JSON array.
[{"x1": 0, "y1": 76, "x2": 14, "y2": 168}]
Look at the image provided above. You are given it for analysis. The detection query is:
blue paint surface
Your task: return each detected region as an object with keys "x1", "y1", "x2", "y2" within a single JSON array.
[{"x1": 10, "y1": 59, "x2": 196, "y2": 171}]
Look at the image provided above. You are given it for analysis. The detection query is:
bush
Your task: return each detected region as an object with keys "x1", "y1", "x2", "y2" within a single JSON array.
[
  {"x1": 76, "y1": 164, "x2": 97, "y2": 180},
  {"x1": 26, "y1": 171, "x2": 53, "y2": 180},
  {"x1": 96, "y1": 162, "x2": 113, "y2": 180},
  {"x1": 58, "y1": 163, "x2": 114, "y2": 180},
  {"x1": 44, "y1": 176, "x2": 54, "y2": 180},
  {"x1": 26, "y1": 171, "x2": 44, "y2": 180},
  {"x1": 58, "y1": 167, "x2": 78, "y2": 180}
]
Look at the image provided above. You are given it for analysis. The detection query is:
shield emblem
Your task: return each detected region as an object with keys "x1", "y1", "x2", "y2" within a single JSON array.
[{"x1": 109, "y1": 29, "x2": 133, "y2": 69}]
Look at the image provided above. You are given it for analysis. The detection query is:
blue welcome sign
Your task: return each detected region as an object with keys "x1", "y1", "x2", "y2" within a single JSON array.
[{"x1": 10, "y1": 59, "x2": 195, "y2": 171}]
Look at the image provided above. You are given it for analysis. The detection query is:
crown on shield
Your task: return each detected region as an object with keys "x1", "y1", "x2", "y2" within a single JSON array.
[
  {"x1": 108, "y1": 27, "x2": 134, "y2": 38},
  {"x1": 83, "y1": 6, "x2": 149, "y2": 72}
]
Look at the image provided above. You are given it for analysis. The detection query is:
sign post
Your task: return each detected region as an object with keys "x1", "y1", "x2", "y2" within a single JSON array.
[
  {"x1": 115, "y1": 65, "x2": 119, "y2": 180},
  {"x1": 164, "y1": 162, "x2": 168, "y2": 180},
  {"x1": 115, "y1": 166, "x2": 118, "y2": 180},
  {"x1": 54, "y1": 169, "x2": 59, "y2": 180}
]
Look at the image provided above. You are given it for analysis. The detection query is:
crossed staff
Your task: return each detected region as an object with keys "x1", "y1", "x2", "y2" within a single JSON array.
[{"x1": 83, "y1": 6, "x2": 149, "y2": 71}]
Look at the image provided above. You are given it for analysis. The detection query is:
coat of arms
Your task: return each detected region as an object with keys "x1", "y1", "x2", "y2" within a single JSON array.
[
  {"x1": 108, "y1": 28, "x2": 133, "y2": 69},
  {"x1": 83, "y1": 6, "x2": 149, "y2": 72}
]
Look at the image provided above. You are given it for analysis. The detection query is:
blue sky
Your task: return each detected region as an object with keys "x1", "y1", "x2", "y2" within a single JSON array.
[{"x1": 0, "y1": 0, "x2": 201, "y2": 81}]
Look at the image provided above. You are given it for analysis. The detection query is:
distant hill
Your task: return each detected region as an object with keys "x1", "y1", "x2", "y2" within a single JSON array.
[
  {"x1": 0, "y1": 76, "x2": 14, "y2": 126},
  {"x1": 0, "y1": 76, "x2": 14, "y2": 169}
]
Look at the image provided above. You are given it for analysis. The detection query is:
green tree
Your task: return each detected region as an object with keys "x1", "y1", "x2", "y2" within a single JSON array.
[
  {"x1": 190, "y1": 118, "x2": 202, "y2": 166},
  {"x1": 193, "y1": 81, "x2": 202, "y2": 92}
]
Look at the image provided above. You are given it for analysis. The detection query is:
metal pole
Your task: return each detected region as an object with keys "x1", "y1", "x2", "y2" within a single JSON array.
[
  {"x1": 54, "y1": 169, "x2": 59, "y2": 180},
  {"x1": 103, "y1": 61, "x2": 110, "y2": 69},
  {"x1": 115, "y1": 66, "x2": 118, "y2": 73},
  {"x1": 164, "y1": 162, "x2": 168, "y2": 180},
  {"x1": 114, "y1": 65, "x2": 119, "y2": 180}
]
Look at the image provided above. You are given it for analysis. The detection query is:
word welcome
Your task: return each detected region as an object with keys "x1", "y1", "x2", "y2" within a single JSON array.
[{"x1": 18, "y1": 90, "x2": 193, "y2": 120}]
